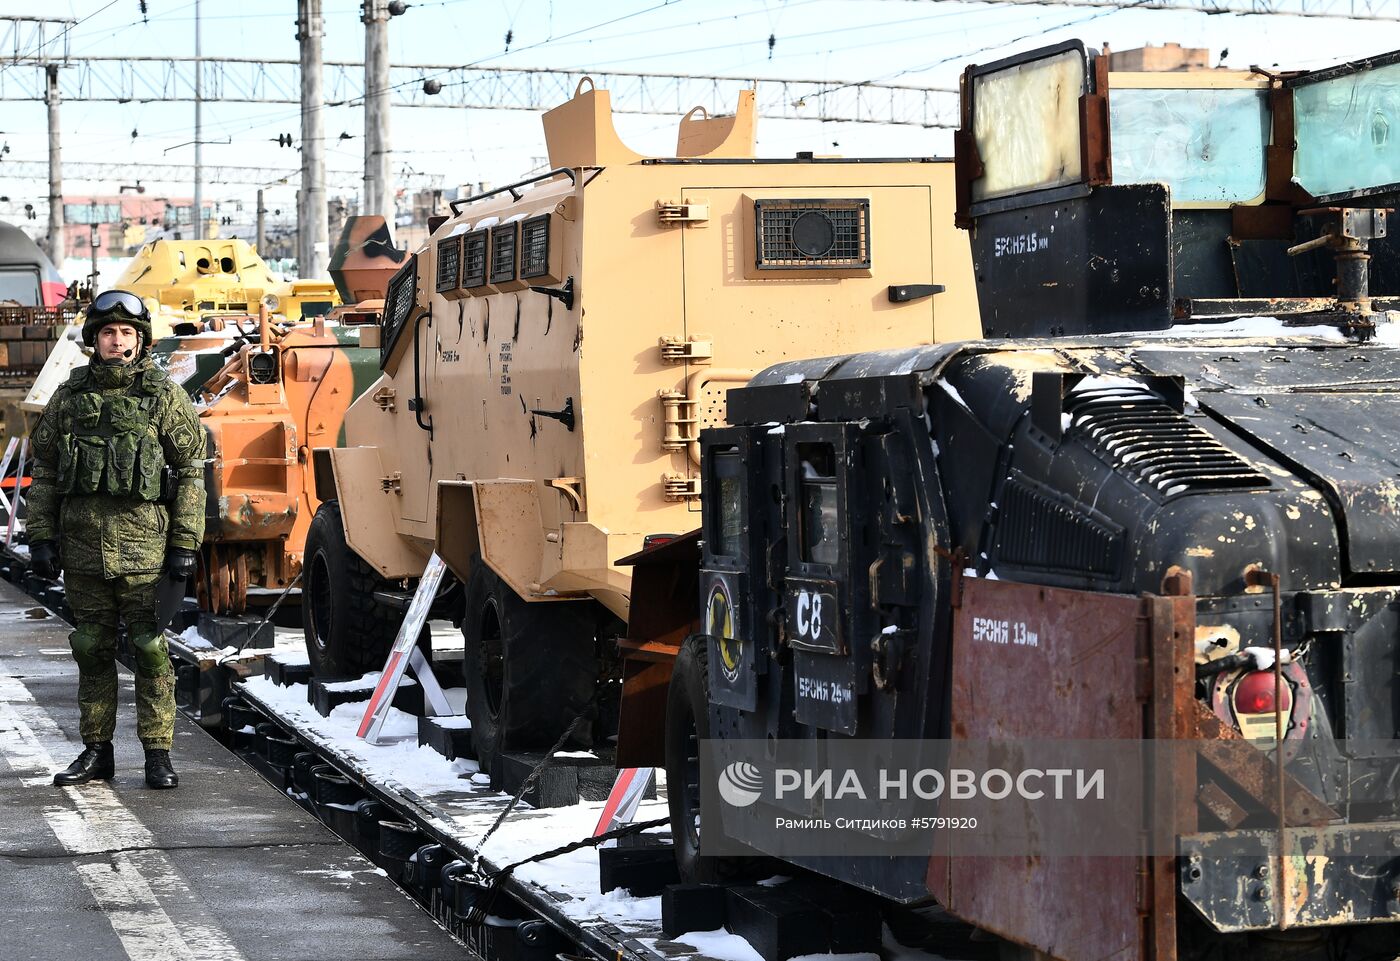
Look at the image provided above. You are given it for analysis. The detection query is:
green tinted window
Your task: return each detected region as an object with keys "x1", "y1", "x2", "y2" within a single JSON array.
[
  {"x1": 1110, "y1": 87, "x2": 1269, "y2": 203},
  {"x1": 1294, "y1": 60, "x2": 1400, "y2": 197}
]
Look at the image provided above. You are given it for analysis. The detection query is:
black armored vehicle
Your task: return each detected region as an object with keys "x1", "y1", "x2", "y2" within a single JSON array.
[{"x1": 646, "y1": 41, "x2": 1400, "y2": 961}]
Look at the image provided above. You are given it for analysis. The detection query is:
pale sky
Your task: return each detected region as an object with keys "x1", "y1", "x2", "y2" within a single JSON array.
[{"x1": 2, "y1": 0, "x2": 1399, "y2": 238}]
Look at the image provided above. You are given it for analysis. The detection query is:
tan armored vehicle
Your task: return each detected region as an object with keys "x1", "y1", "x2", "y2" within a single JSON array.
[{"x1": 311, "y1": 81, "x2": 978, "y2": 767}]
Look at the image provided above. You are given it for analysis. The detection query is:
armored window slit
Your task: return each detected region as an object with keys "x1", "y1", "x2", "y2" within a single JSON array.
[{"x1": 435, "y1": 236, "x2": 461, "y2": 294}]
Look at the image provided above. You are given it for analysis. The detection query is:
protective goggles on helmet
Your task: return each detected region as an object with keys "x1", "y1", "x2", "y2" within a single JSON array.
[{"x1": 89, "y1": 289, "x2": 148, "y2": 321}]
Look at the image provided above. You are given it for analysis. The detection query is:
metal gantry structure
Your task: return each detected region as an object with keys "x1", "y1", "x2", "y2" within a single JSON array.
[
  {"x1": 0, "y1": 160, "x2": 444, "y2": 189},
  {"x1": 0, "y1": 16, "x2": 72, "y2": 65},
  {"x1": 0, "y1": 56, "x2": 960, "y2": 129},
  {"x1": 5, "y1": 0, "x2": 1396, "y2": 275},
  {"x1": 2, "y1": 16, "x2": 73, "y2": 263},
  {"x1": 879, "y1": 0, "x2": 1400, "y2": 17}
]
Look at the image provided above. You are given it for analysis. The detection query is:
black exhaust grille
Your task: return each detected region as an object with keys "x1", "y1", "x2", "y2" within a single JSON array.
[
  {"x1": 1067, "y1": 385, "x2": 1270, "y2": 498},
  {"x1": 435, "y1": 236, "x2": 461, "y2": 293},
  {"x1": 996, "y1": 473, "x2": 1124, "y2": 577},
  {"x1": 753, "y1": 199, "x2": 870, "y2": 270}
]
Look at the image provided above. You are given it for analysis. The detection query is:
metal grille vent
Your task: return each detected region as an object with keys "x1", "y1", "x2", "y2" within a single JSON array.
[
  {"x1": 754, "y1": 198, "x2": 870, "y2": 270},
  {"x1": 435, "y1": 236, "x2": 461, "y2": 293},
  {"x1": 380, "y1": 258, "x2": 417, "y2": 368},
  {"x1": 1067, "y1": 386, "x2": 1270, "y2": 497},
  {"x1": 490, "y1": 223, "x2": 518, "y2": 285},
  {"x1": 996, "y1": 473, "x2": 1124, "y2": 577},
  {"x1": 521, "y1": 215, "x2": 550, "y2": 279},
  {"x1": 462, "y1": 229, "x2": 488, "y2": 288}
]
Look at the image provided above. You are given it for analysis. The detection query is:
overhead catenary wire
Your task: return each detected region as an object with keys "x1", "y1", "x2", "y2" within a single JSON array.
[{"x1": 9, "y1": 0, "x2": 697, "y2": 159}]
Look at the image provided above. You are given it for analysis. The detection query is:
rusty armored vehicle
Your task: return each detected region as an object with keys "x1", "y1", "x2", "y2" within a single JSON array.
[
  {"x1": 155, "y1": 221, "x2": 400, "y2": 614},
  {"x1": 661, "y1": 41, "x2": 1400, "y2": 961},
  {"x1": 20, "y1": 232, "x2": 397, "y2": 616},
  {"x1": 308, "y1": 81, "x2": 980, "y2": 766},
  {"x1": 24, "y1": 237, "x2": 340, "y2": 414}
]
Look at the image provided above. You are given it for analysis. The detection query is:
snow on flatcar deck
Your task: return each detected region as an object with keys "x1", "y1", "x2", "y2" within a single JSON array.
[
  {"x1": 237, "y1": 659, "x2": 962, "y2": 961},
  {"x1": 239, "y1": 671, "x2": 672, "y2": 934}
]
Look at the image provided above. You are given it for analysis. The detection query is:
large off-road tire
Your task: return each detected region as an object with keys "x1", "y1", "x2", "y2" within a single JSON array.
[
  {"x1": 302, "y1": 500, "x2": 404, "y2": 677},
  {"x1": 461, "y1": 557, "x2": 599, "y2": 776},
  {"x1": 665, "y1": 634, "x2": 753, "y2": 884}
]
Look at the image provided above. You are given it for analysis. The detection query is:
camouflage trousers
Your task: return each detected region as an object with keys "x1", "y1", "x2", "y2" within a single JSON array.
[{"x1": 65, "y1": 571, "x2": 175, "y2": 750}]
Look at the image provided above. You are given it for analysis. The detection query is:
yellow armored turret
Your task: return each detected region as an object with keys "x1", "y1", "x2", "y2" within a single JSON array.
[{"x1": 109, "y1": 238, "x2": 337, "y2": 325}]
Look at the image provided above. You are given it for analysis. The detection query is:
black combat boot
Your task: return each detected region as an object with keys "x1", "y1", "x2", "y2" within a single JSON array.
[
  {"x1": 144, "y1": 748, "x2": 179, "y2": 789},
  {"x1": 53, "y1": 742, "x2": 114, "y2": 785}
]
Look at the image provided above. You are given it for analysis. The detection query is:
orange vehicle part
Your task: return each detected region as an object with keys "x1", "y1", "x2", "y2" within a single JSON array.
[{"x1": 195, "y1": 312, "x2": 382, "y2": 614}]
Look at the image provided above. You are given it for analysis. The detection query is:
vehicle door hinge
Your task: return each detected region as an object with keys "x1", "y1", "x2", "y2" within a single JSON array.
[
  {"x1": 372, "y1": 386, "x2": 397, "y2": 412},
  {"x1": 381, "y1": 471, "x2": 402, "y2": 494},
  {"x1": 658, "y1": 390, "x2": 699, "y2": 452},
  {"x1": 656, "y1": 199, "x2": 709, "y2": 226},
  {"x1": 661, "y1": 473, "x2": 702, "y2": 501},
  {"x1": 658, "y1": 334, "x2": 713, "y2": 365}
]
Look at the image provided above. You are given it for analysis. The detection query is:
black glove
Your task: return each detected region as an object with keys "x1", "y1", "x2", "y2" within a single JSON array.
[
  {"x1": 30, "y1": 540, "x2": 61, "y2": 581},
  {"x1": 166, "y1": 546, "x2": 198, "y2": 580}
]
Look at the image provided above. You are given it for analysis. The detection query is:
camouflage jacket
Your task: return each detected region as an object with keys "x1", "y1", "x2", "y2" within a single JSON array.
[{"x1": 29, "y1": 355, "x2": 207, "y2": 577}]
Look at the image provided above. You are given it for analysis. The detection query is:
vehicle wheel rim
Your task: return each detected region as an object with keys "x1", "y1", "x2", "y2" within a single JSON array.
[
  {"x1": 478, "y1": 598, "x2": 504, "y2": 721},
  {"x1": 307, "y1": 550, "x2": 333, "y2": 654}
]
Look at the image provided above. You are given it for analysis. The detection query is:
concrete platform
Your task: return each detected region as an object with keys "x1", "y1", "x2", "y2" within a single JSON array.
[{"x1": 0, "y1": 578, "x2": 472, "y2": 961}]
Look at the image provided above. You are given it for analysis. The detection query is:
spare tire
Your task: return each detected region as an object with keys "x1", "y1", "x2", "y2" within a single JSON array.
[
  {"x1": 461, "y1": 556, "x2": 599, "y2": 776},
  {"x1": 302, "y1": 500, "x2": 404, "y2": 676}
]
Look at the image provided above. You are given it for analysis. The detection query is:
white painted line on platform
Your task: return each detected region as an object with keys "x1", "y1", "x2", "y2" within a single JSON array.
[{"x1": 0, "y1": 668, "x2": 248, "y2": 961}]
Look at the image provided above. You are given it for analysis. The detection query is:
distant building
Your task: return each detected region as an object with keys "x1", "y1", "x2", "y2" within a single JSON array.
[
  {"x1": 1104, "y1": 42, "x2": 1213, "y2": 72},
  {"x1": 60, "y1": 194, "x2": 214, "y2": 260}
]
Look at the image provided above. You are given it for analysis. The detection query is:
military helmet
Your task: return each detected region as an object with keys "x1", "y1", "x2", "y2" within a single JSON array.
[{"x1": 82, "y1": 289, "x2": 153, "y2": 349}]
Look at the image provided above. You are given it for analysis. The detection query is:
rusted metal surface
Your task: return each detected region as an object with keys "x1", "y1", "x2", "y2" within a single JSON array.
[
  {"x1": 195, "y1": 319, "x2": 377, "y2": 612},
  {"x1": 1229, "y1": 203, "x2": 1297, "y2": 242},
  {"x1": 1176, "y1": 295, "x2": 1400, "y2": 320},
  {"x1": 1263, "y1": 84, "x2": 1315, "y2": 209},
  {"x1": 1148, "y1": 581, "x2": 1196, "y2": 961},
  {"x1": 615, "y1": 658, "x2": 672, "y2": 769},
  {"x1": 928, "y1": 576, "x2": 1157, "y2": 961},
  {"x1": 951, "y1": 66, "x2": 982, "y2": 231},
  {"x1": 1188, "y1": 703, "x2": 1336, "y2": 827},
  {"x1": 616, "y1": 530, "x2": 701, "y2": 646},
  {"x1": 1182, "y1": 824, "x2": 1400, "y2": 931},
  {"x1": 1081, "y1": 52, "x2": 1112, "y2": 187},
  {"x1": 614, "y1": 529, "x2": 699, "y2": 765}
]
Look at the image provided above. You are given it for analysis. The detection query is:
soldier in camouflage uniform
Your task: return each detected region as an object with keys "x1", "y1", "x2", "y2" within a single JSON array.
[{"x1": 28, "y1": 289, "x2": 206, "y2": 789}]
